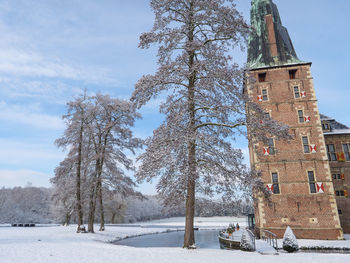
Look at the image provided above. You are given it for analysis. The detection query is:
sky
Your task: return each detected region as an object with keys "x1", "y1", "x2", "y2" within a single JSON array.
[{"x1": 0, "y1": 0, "x2": 349, "y2": 194}]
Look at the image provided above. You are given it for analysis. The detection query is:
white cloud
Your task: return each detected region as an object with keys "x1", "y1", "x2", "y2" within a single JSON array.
[
  {"x1": 0, "y1": 101, "x2": 64, "y2": 130},
  {"x1": 0, "y1": 169, "x2": 52, "y2": 188},
  {"x1": 0, "y1": 79, "x2": 84, "y2": 104},
  {"x1": 0, "y1": 139, "x2": 64, "y2": 166},
  {"x1": 0, "y1": 139, "x2": 63, "y2": 187},
  {"x1": 0, "y1": 48, "x2": 116, "y2": 84}
]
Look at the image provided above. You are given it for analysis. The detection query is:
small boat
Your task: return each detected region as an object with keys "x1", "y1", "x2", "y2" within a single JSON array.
[{"x1": 218, "y1": 230, "x2": 242, "y2": 250}]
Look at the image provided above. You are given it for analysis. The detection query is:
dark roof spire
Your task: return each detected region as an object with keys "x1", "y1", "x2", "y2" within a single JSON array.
[{"x1": 248, "y1": 0, "x2": 304, "y2": 69}]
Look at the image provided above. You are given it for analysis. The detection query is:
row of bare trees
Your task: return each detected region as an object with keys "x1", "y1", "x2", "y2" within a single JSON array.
[{"x1": 51, "y1": 93, "x2": 142, "y2": 233}]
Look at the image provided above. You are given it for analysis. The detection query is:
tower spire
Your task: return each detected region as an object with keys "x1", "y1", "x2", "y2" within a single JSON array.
[{"x1": 248, "y1": 0, "x2": 303, "y2": 69}]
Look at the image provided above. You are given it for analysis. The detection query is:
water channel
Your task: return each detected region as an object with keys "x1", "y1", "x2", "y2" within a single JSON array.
[
  {"x1": 115, "y1": 230, "x2": 221, "y2": 249},
  {"x1": 114, "y1": 230, "x2": 350, "y2": 254}
]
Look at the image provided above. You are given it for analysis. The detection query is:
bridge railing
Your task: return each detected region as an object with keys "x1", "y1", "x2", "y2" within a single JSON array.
[
  {"x1": 261, "y1": 230, "x2": 278, "y2": 250},
  {"x1": 245, "y1": 229, "x2": 256, "y2": 251}
]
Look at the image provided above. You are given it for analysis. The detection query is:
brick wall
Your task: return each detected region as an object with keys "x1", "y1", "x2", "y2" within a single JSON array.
[
  {"x1": 324, "y1": 133, "x2": 350, "y2": 233},
  {"x1": 246, "y1": 63, "x2": 343, "y2": 240}
]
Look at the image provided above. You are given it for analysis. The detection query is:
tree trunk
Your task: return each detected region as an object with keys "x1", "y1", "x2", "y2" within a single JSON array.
[
  {"x1": 183, "y1": 26, "x2": 197, "y2": 247},
  {"x1": 111, "y1": 212, "x2": 116, "y2": 224},
  {"x1": 88, "y1": 157, "x2": 101, "y2": 233},
  {"x1": 184, "y1": 166, "x2": 196, "y2": 248},
  {"x1": 183, "y1": 3, "x2": 197, "y2": 247},
  {"x1": 87, "y1": 182, "x2": 97, "y2": 233},
  {"x1": 76, "y1": 118, "x2": 84, "y2": 233},
  {"x1": 64, "y1": 212, "x2": 71, "y2": 226},
  {"x1": 184, "y1": 120, "x2": 196, "y2": 248},
  {"x1": 98, "y1": 178, "x2": 105, "y2": 231},
  {"x1": 97, "y1": 130, "x2": 110, "y2": 232}
]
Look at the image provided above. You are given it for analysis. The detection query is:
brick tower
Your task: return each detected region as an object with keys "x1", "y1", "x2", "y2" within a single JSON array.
[{"x1": 245, "y1": 0, "x2": 343, "y2": 240}]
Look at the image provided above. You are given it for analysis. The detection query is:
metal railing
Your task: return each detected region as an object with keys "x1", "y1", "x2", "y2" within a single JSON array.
[
  {"x1": 246, "y1": 229, "x2": 256, "y2": 251},
  {"x1": 262, "y1": 230, "x2": 278, "y2": 250}
]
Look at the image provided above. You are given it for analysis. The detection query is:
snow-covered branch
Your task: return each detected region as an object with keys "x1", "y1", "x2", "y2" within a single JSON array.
[{"x1": 195, "y1": 122, "x2": 246, "y2": 130}]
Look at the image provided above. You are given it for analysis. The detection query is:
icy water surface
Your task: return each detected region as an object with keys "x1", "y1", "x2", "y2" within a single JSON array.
[{"x1": 115, "y1": 230, "x2": 221, "y2": 249}]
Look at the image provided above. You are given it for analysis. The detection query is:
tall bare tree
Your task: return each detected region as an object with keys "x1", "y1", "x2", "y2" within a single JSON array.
[
  {"x1": 131, "y1": 0, "x2": 289, "y2": 248},
  {"x1": 55, "y1": 94, "x2": 90, "y2": 233},
  {"x1": 54, "y1": 93, "x2": 143, "y2": 233},
  {"x1": 84, "y1": 94, "x2": 143, "y2": 233}
]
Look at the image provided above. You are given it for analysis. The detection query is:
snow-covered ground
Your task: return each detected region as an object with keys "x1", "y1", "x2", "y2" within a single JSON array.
[{"x1": 0, "y1": 217, "x2": 349, "y2": 263}]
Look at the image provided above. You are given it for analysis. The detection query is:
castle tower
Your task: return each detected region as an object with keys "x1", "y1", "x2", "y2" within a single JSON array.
[{"x1": 246, "y1": 0, "x2": 343, "y2": 239}]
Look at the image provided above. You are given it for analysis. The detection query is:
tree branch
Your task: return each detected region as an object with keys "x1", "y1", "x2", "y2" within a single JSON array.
[{"x1": 195, "y1": 122, "x2": 246, "y2": 130}]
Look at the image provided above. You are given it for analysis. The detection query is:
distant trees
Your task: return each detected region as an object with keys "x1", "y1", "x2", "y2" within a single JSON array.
[
  {"x1": 195, "y1": 198, "x2": 253, "y2": 217},
  {"x1": 104, "y1": 193, "x2": 126, "y2": 224},
  {"x1": 0, "y1": 186, "x2": 53, "y2": 224},
  {"x1": 0, "y1": 185, "x2": 252, "y2": 224},
  {"x1": 132, "y1": 0, "x2": 289, "y2": 248},
  {"x1": 124, "y1": 195, "x2": 181, "y2": 223},
  {"x1": 52, "y1": 93, "x2": 143, "y2": 233}
]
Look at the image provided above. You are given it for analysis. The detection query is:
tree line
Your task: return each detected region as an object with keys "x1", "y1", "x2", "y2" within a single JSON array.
[{"x1": 0, "y1": 186, "x2": 252, "y2": 224}]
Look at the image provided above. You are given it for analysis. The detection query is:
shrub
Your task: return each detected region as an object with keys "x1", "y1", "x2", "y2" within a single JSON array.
[
  {"x1": 240, "y1": 230, "x2": 255, "y2": 251},
  {"x1": 283, "y1": 226, "x2": 299, "y2": 253}
]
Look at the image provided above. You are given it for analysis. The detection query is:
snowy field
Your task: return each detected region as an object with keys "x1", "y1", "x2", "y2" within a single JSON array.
[{"x1": 0, "y1": 217, "x2": 350, "y2": 263}]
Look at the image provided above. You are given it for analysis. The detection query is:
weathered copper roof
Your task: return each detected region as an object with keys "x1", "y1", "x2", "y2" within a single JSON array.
[{"x1": 247, "y1": 0, "x2": 305, "y2": 69}]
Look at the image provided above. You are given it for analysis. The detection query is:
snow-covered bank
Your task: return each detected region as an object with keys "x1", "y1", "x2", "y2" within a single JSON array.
[
  {"x1": 1, "y1": 218, "x2": 350, "y2": 263},
  {"x1": 279, "y1": 238, "x2": 350, "y2": 250},
  {"x1": 132, "y1": 216, "x2": 247, "y2": 229},
  {"x1": 276, "y1": 234, "x2": 350, "y2": 250}
]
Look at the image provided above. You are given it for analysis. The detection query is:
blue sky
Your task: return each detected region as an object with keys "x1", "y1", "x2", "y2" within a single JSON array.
[{"x1": 0, "y1": 0, "x2": 349, "y2": 194}]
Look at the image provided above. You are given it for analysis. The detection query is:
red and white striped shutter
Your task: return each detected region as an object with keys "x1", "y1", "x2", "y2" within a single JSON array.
[
  {"x1": 258, "y1": 95, "x2": 263, "y2": 102},
  {"x1": 301, "y1": 91, "x2": 306, "y2": 98},
  {"x1": 263, "y1": 147, "x2": 270, "y2": 156},
  {"x1": 304, "y1": 116, "x2": 311, "y2": 123},
  {"x1": 310, "y1": 144, "x2": 317, "y2": 153},
  {"x1": 266, "y1": 184, "x2": 274, "y2": 192},
  {"x1": 316, "y1": 183, "x2": 324, "y2": 193}
]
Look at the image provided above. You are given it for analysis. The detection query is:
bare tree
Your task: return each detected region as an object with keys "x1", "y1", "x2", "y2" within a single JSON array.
[
  {"x1": 83, "y1": 94, "x2": 143, "y2": 233},
  {"x1": 104, "y1": 192, "x2": 126, "y2": 224},
  {"x1": 54, "y1": 93, "x2": 143, "y2": 233},
  {"x1": 0, "y1": 186, "x2": 53, "y2": 224},
  {"x1": 55, "y1": 94, "x2": 90, "y2": 233},
  {"x1": 51, "y1": 158, "x2": 76, "y2": 226},
  {"x1": 131, "y1": 0, "x2": 289, "y2": 248}
]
